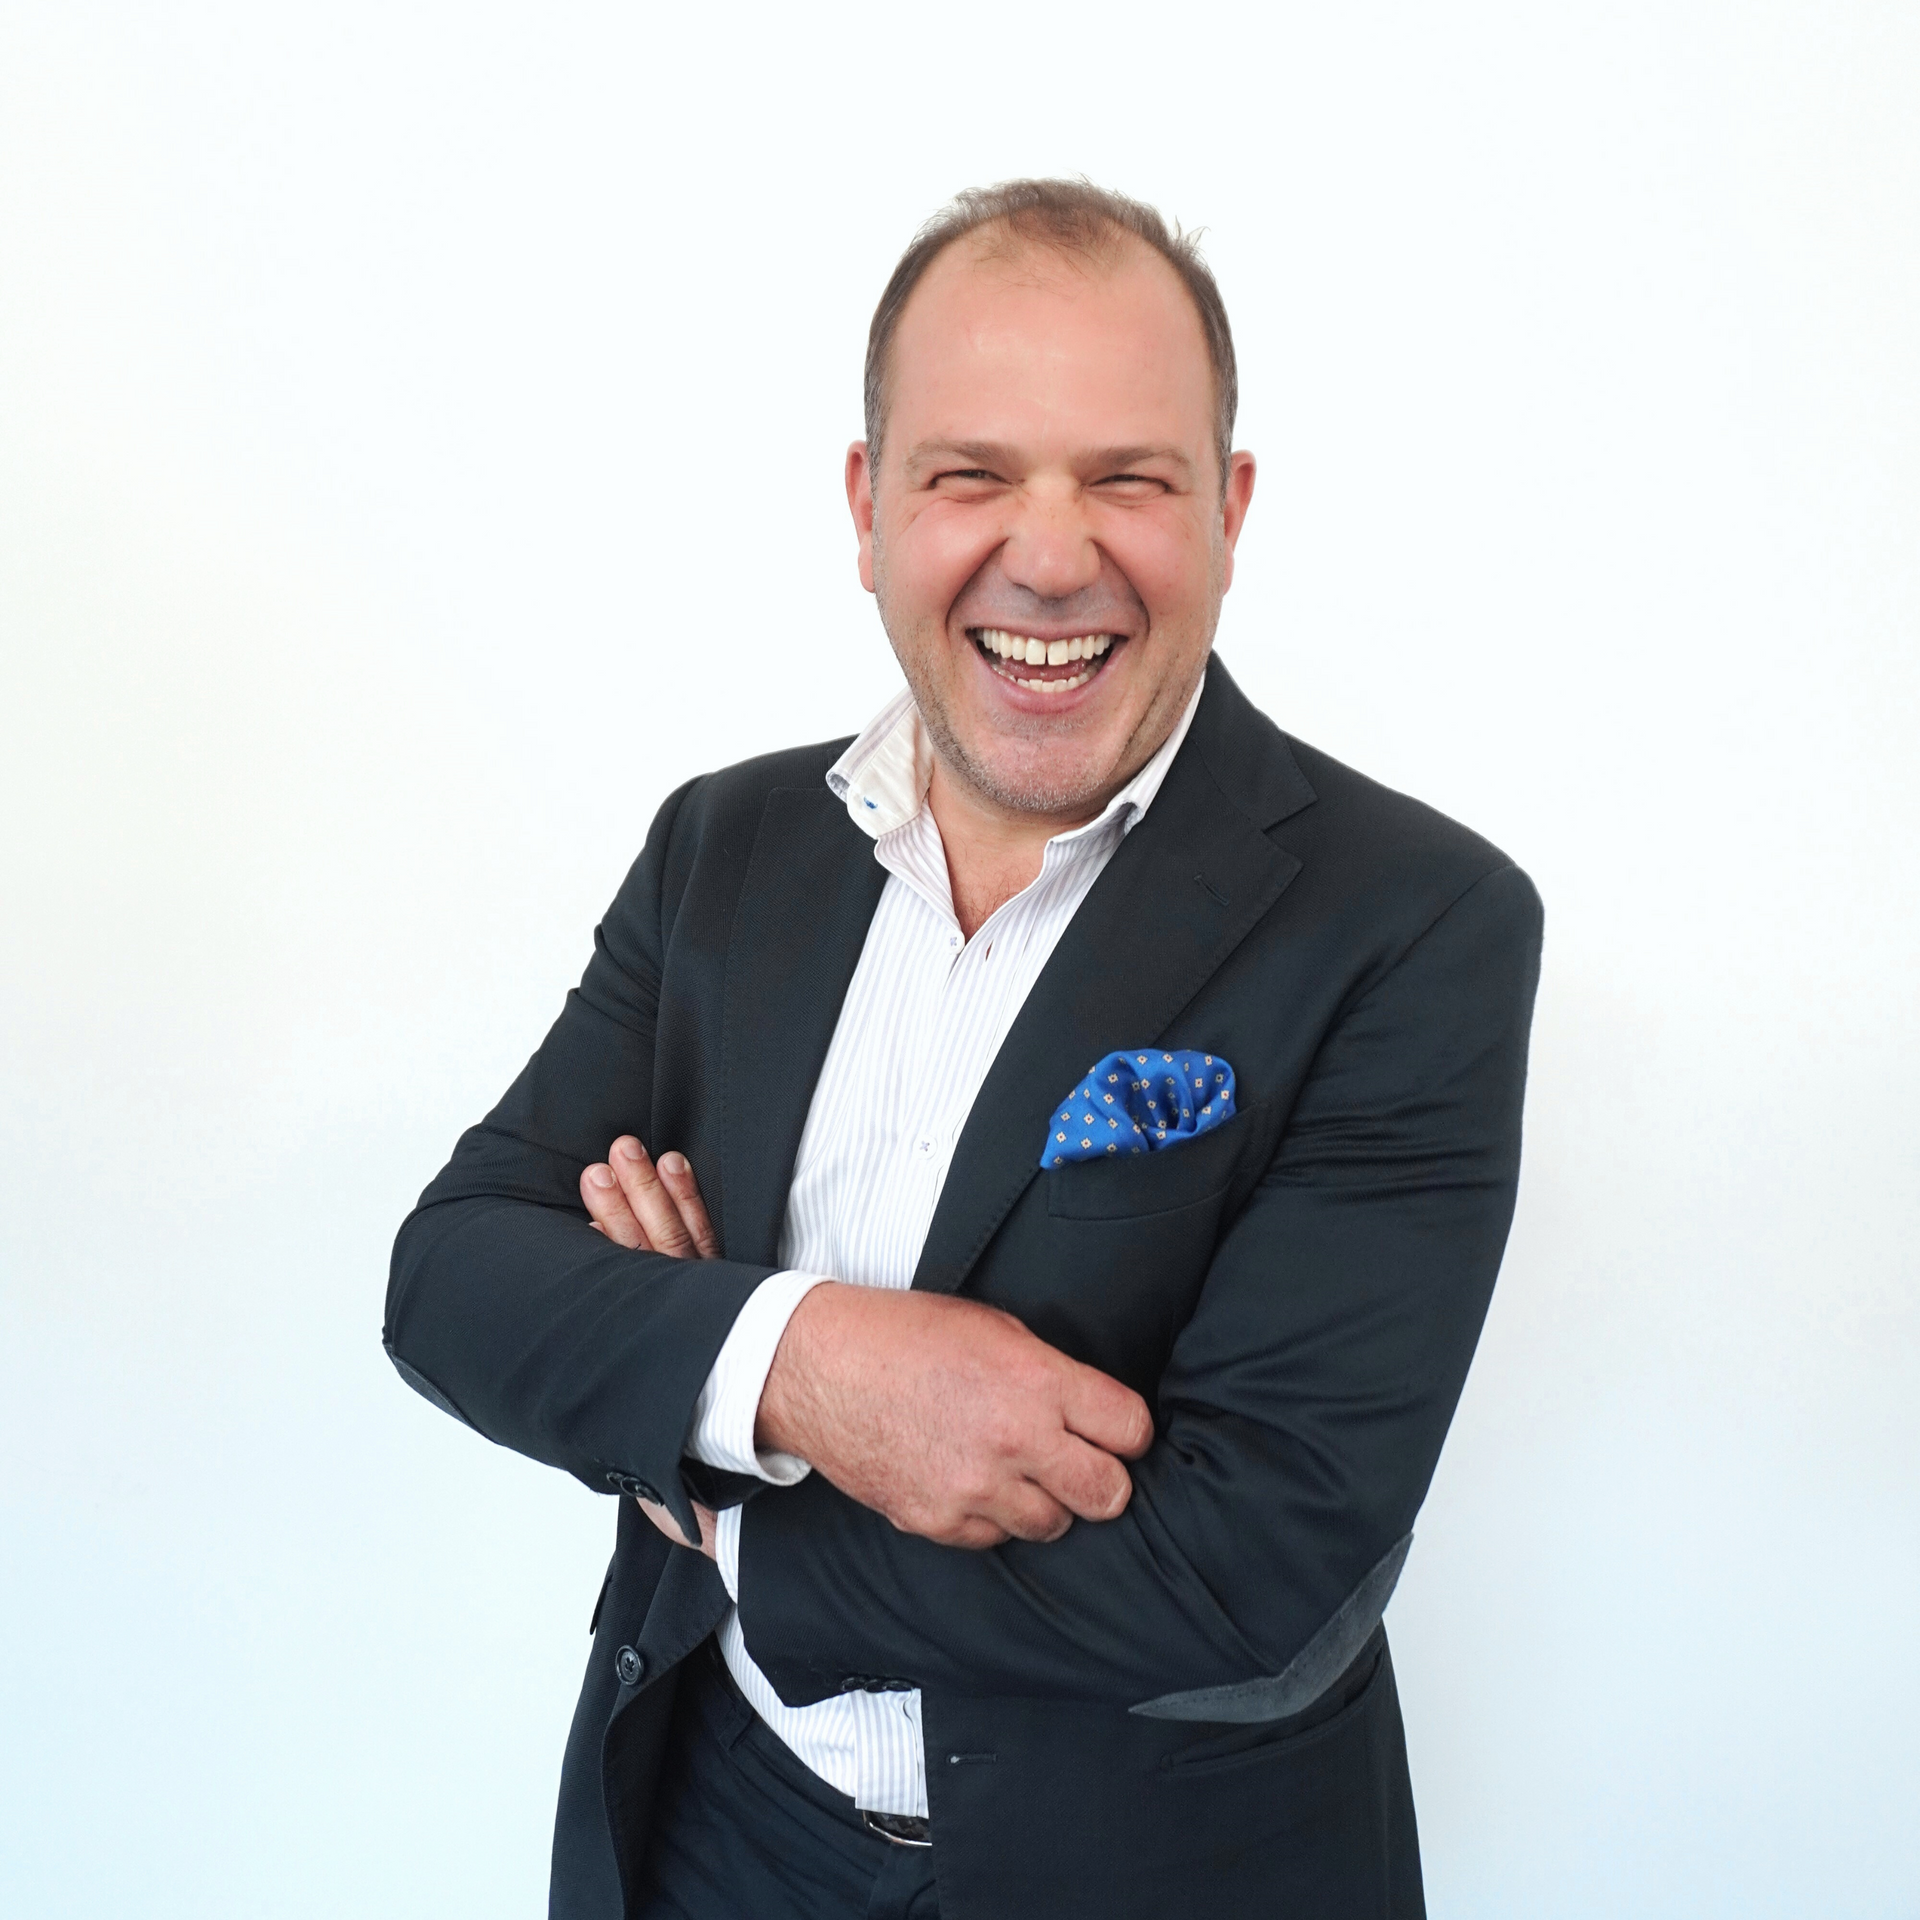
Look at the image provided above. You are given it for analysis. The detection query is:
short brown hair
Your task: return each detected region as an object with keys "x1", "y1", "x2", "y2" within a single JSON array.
[{"x1": 864, "y1": 178, "x2": 1239, "y2": 481}]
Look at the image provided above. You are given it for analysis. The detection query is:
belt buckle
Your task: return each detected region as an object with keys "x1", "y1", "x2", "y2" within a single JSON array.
[{"x1": 860, "y1": 1809, "x2": 933, "y2": 1849}]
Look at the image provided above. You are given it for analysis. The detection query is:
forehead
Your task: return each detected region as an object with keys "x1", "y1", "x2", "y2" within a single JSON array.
[{"x1": 886, "y1": 229, "x2": 1215, "y2": 455}]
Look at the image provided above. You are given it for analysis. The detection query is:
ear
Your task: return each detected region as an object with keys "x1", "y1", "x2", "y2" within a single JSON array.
[
  {"x1": 846, "y1": 442, "x2": 877, "y2": 594},
  {"x1": 1218, "y1": 451, "x2": 1257, "y2": 592}
]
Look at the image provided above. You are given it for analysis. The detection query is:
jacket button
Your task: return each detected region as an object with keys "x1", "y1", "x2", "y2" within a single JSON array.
[{"x1": 615, "y1": 1646, "x2": 645, "y2": 1687}]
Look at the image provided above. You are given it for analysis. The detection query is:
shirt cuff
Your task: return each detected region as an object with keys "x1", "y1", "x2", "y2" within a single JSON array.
[{"x1": 685, "y1": 1269, "x2": 831, "y2": 1484}]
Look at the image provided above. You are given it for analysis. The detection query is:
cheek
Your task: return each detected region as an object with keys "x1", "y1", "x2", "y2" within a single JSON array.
[
  {"x1": 1101, "y1": 512, "x2": 1213, "y2": 622},
  {"x1": 887, "y1": 502, "x2": 1006, "y2": 621}
]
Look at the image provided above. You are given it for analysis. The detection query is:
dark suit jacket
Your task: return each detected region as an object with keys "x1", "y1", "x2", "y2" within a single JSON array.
[{"x1": 385, "y1": 658, "x2": 1543, "y2": 1919}]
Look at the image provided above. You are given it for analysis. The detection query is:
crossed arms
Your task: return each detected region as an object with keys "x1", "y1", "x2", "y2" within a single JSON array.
[
  {"x1": 576, "y1": 1136, "x2": 1154, "y2": 1559},
  {"x1": 384, "y1": 779, "x2": 1542, "y2": 1708}
]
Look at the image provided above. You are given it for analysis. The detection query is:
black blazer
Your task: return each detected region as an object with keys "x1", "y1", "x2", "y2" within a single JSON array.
[{"x1": 385, "y1": 659, "x2": 1543, "y2": 1919}]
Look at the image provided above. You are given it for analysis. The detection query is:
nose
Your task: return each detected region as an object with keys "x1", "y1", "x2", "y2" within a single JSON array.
[{"x1": 998, "y1": 479, "x2": 1103, "y2": 604}]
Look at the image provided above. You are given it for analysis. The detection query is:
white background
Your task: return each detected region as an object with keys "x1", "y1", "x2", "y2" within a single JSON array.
[{"x1": 3, "y1": 4, "x2": 1915, "y2": 1914}]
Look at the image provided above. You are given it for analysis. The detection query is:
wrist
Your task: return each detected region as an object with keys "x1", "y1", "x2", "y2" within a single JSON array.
[{"x1": 754, "y1": 1278, "x2": 850, "y2": 1460}]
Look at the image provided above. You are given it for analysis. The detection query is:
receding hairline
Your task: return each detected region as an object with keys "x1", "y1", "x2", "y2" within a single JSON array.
[
  {"x1": 863, "y1": 179, "x2": 1239, "y2": 481},
  {"x1": 910, "y1": 216, "x2": 1198, "y2": 319},
  {"x1": 947, "y1": 209, "x2": 1149, "y2": 280}
]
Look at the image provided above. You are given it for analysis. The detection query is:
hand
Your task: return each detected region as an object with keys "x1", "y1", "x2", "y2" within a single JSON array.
[
  {"x1": 756, "y1": 1282, "x2": 1155, "y2": 1549},
  {"x1": 580, "y1": 1134, "x2": 719, "y2": 1558},
  {"x1": 636, "y1": 1492, "x2": 717, "y2": 1561},
  {"x1": 580, "y1": 1134, "x2": 718, "y2": 1259}
]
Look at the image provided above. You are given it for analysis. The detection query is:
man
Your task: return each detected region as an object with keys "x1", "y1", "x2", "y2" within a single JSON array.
[{"x1": 386, "y1": 179, "x2": 1542, "y2": 1919}]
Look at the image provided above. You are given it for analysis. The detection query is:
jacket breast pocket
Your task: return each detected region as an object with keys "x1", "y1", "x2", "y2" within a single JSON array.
[{"x1": 1046, "y1": 1108, "x2": 1248, "y2": 1222}]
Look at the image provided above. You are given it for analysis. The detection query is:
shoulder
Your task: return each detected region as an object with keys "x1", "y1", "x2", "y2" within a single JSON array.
[
  {"x1": 1195, "y1": 664, "x2": 1539, "y2": 956},
  {"x1": 666, "y1": 736, "x2": 856, "y2": 841},
  {"x1": 603, "y1": 736, "x2": 856, "y2": 947},
  {"x1": 1271, "y1": 735, "x2": 1543, "y2": 975},
  {"x1": 1281, "y1": 734, "x2": 1525, "y2": 879},
  {"x1": 638, "y1": 735, "x2": 858, "y2": 888}
]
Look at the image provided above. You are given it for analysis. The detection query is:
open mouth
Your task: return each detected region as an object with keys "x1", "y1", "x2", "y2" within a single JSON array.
[{"x1": 969, "y1": 627, "x2": 1124, "y2": 696}]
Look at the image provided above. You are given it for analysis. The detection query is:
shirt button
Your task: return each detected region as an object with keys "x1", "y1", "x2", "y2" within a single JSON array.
[{"x1": 917, "y1": 1138, "x2": 935, "y2": 1156}]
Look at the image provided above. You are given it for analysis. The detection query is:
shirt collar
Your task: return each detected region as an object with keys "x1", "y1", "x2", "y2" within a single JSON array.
[{"x1": 827, "y1": 670, "x2": 1207, "y2": 847}]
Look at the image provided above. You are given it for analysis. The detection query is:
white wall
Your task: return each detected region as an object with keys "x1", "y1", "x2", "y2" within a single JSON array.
[{"x1": 2, "y1": 5, "x2": 1914, "y2": 1914}]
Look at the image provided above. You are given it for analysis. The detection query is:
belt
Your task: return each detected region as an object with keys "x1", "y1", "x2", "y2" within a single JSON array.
[{"x1": 859, "y1": 1810, "x2": 933, "y2": 1848}]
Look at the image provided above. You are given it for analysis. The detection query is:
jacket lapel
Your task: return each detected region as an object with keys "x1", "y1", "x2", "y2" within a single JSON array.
[
  {"x1": 721, "y1": 787, "x2": 887, "y2": 1264},
  {"x1": 911, "y1": 661, "x2": 1314, "y2": 1296}
]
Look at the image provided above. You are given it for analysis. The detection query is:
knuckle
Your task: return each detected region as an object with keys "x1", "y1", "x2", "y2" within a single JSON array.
[{"x1": 955, "y1": 1469, "x2": 995, "y2": 1509}]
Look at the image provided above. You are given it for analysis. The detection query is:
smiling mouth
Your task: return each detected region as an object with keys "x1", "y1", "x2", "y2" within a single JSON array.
[{"x1": 969, "y1": 627, "x2": 1123, "y2": 695}]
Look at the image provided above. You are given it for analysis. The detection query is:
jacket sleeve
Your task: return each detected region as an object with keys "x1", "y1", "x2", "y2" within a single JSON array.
[
  {"x1": 383, "y1": 777, "x2": 778, "y2": 1543},
  {"x1": 736, "y1": 861, "x2": 1544, "y2": 1709}
]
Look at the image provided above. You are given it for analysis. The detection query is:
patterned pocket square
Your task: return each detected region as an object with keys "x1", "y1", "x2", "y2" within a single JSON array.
[{"x1": 1040, "y1": 1050, "x2": 1237, "y2": 1167}]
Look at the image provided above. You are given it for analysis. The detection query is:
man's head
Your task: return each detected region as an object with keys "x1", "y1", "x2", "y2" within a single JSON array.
[{"x1": 848, "y1": 180, "x2": 1256, "y2": 828}]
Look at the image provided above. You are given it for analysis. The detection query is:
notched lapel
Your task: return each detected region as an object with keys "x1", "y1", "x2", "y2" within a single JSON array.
[
  {"x1": 911, "y1": 700, "x2": 1304, "y2": 1298},
  {"x1": 721, "y1": 788, "x2": 887, "y2": 1264}
]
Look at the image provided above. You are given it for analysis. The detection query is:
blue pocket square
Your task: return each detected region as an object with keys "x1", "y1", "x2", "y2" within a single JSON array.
[{"x1": 1040, "y1": 1050, "x2": 1237, "y2": 1167}]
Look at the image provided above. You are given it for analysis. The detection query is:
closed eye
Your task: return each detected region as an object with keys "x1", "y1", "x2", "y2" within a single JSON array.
[
  {"x1": 1094, "y1": 472, "x2": 1172, "y2": 497},
  {"x1": 928, "y1": 468, "x2": 1007, "y2": 499}
]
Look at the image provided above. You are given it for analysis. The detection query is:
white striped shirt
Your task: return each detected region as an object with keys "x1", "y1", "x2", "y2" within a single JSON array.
[{"x1": 686, "y1": 674, "x2": 1205, "y2": 1817}]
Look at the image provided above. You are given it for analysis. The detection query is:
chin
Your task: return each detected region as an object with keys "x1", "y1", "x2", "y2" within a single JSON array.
[{"x1": 955, "y1": 741, "x2": 1117, "y2": 818}]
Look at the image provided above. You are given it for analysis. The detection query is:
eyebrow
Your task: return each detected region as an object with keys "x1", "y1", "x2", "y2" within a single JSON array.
[
  {"x1": 1085, "y1": 445, "x2": 1196, "y2": 478},
  {"x1": 903, "y1": 439, "x2": 1196, "y2": 481}
]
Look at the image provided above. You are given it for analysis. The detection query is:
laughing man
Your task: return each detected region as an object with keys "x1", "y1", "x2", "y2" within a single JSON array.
[{"x1": 386, "y1": 178, "x2": 1543, "y2": 1920}]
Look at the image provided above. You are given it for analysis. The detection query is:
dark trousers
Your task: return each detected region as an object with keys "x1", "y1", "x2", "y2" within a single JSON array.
[{"x1": 634, "y1": 1641, "x2": 943, "y2": 1920}]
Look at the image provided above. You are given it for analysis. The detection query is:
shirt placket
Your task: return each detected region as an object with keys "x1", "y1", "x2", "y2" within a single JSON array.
[{"x1": 907, "y1": 917, "x2": 993, "y2": 1208}]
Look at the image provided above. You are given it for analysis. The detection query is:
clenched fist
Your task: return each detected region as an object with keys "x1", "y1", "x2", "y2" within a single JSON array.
[{"x1": 757, "y1": 1282, "x2": 1154, "y2": 1549}]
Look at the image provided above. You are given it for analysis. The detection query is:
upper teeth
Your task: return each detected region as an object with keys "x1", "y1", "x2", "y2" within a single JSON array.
[{"x1": 976, "y1": 630, "x2": 1114, "y2": 666}]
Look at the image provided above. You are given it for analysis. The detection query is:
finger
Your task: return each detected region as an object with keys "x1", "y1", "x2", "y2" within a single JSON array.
[
  {"x1": 610, "y1": 1137, "x2": 698, "y2": 1257},
  {"x1": 1058, "y1": 1363, "x2": 1155, "y2": 1460},
  {"x1": 891, "y1": 1510, "x2": 1009, "y2": 1550},
  {"x1": 691, "y1": 1501, "x2": 719, "y2": 1561},
  {"x1": 636, "y1": 1495, "x2": 701, "y2": 1551},
  {"x1": 990, "y1": 1479, "x2": 1076, "y2": 1544},
  {"x1": 581, "y1": 1163, "x2": 651, "y2": 1250},
  {"x1": 656, "y1": 1152, "x2": 720, "y2": 1260},
  {"x1": 1031, "y1": 1429, "x2": 1136, "y2": 1524}
]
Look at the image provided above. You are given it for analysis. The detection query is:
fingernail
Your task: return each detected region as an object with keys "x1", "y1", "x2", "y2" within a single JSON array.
[
  {"x1": 659, "y1": 1152, "x2": 686, "y2": 1177},
  {"x1": 613, "y1": 1137, "x2": 639, "y2": 1159},
  {"x1": 586, "y1": 1165, "x2": 616, "y2": 1189}
]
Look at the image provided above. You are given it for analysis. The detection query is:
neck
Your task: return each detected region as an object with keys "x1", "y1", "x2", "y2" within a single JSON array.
[{"x1": 925, "y1": 761, "x2": 1098, "y2": 940}]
